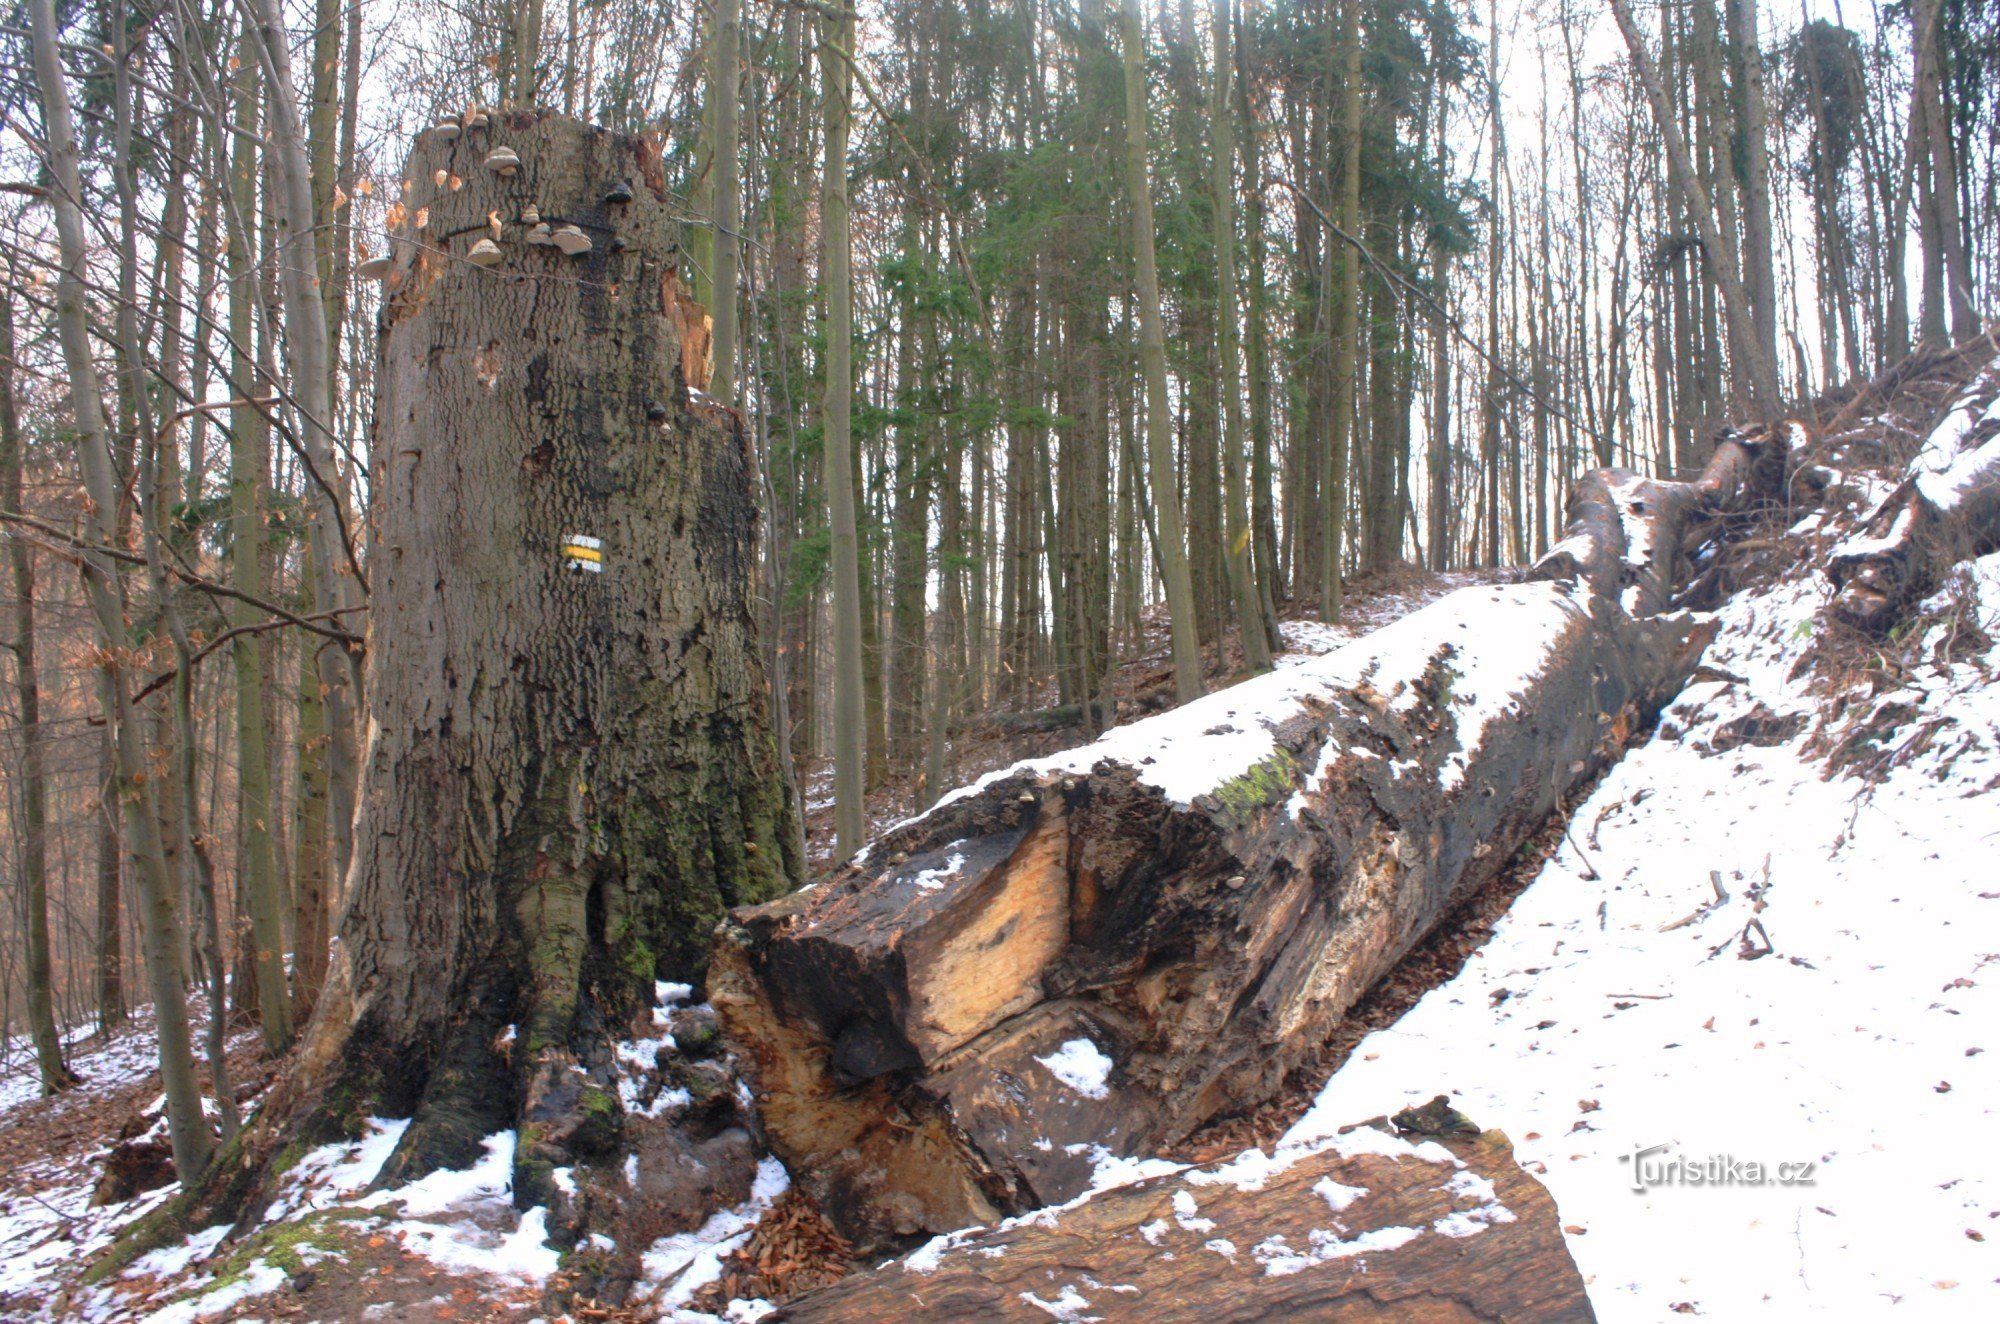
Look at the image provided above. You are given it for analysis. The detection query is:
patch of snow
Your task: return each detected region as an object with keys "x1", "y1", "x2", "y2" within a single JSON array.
[
  {"x1": 1288, "y1": 544, "x2": 2000, "y2": 1318},
  {"x1": 1312, "y1": 1177, "x2": 1367, "y2": 1213},
  {"x1": 1034, "y1": 1038, "x2": 1114, "y2": 1099},
  {"x1": 1018, "y1": 1284, "x2": 1096, "y2": 1322},
  {"x1": 640, "y1": 1157, "x2": 789, "y2": 1309},
  {"x1": 909, "y1": 848, "x2": 967, "y2": 891},
  {"x1": 882, "y1": 581, "x2": 1578, "y2": 831},
  {"x1": 143, "y1": 1259, "x2": 287, "y2": 1324}
]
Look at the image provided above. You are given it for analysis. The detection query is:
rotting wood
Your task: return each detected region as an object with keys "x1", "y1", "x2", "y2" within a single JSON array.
[
  {"x1": 775, "y1": 1122, "x2": 1592, "y2": 1323},
  {"x1": 713, "y1": 422, "x2": 1791, "y2": 1251}
]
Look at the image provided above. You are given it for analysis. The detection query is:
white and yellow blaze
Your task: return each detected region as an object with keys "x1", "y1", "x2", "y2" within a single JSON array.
[{"x1": 562, "y1": 533, "x2": 604, "y2": 573}]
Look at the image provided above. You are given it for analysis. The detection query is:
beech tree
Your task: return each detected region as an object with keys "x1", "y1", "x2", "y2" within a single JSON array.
[{"x1": 111, "y1": 113, "x2": 799, "y2": 1251}]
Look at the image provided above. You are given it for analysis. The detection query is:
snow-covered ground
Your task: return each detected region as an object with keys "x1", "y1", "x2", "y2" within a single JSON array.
[{"x1": 1290, "y1": 553, "x2": 2000, "y2": 1318}]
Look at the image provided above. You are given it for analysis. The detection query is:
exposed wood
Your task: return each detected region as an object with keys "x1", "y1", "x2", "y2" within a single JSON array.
[
  {"x1": 777, "y1": 1123, "x2": 1591, "y2": 1323},
  {"x1": 714, "y1": 424, "x2": 1790, "y2": 1250},
  {"x1": 715, "y1": 584, "x2": 1707, "y2": 1245},
  {"x1": 1531, "y1": 423, "x2": 1793, "y2": 615}
]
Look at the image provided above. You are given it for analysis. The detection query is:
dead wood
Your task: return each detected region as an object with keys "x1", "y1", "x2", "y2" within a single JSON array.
[{"x1": 775, "y1": 1123, "x2": 1591, "y2": 1323}]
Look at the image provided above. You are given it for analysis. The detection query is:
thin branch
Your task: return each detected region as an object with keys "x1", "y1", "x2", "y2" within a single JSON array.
[
  {"x1": 1278, "y1": 176, "x2": 1617, "y2": 461},
  {"x1": 0, "y1": 509, "x2": 365, "y2": 644}
]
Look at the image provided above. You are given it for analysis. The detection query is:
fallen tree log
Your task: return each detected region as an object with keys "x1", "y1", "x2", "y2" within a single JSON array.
[
  {"x1": 1828, "y1": 383, "x2": 2000, "y2": 633},
  {"x1": 713, "y1": 426, "x2": 1788, "y2": 1250},
  {"x1": 776, "y1": 1121, "x2": 1590, "y2": 1323},
  {"x1": 713, "y1": 590, "x2": 1702, "y2": 1247},
  {"x1": 717, "y1": 428, "x2": 1788, "y2": 1247}
]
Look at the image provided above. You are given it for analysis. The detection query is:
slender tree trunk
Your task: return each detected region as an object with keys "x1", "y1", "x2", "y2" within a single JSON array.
[
  {"x1": 1119, "y1": 0, "x2": 1204, "y2": 702},
  {"x1": 291, "y1": 550, "x2": 331, "y2": 1018},
  {"x1": 0, "y1": 293, "x2": 77, "y2": 1095},
  {"x1": 1322, "y1": 0, "x2": 1362, "y2": 613},
  {"x1": 1911, "y1": 0, "x2": 1978, "y2": 344},
  {"x1": 1729, "y1": 0, "x2": 1779, "y2": 369},
  {"x1": 224, "y1": 15, "x2": 291, "y2": 1053},
  {"x1": 246, "y1": 0, "x2": 364, "y2": 895},
  {"x1": 822, "y1": 12, "x2": 867, "y2": 855},
  {"x1": 512, "y1": 0, "x2": 545, "y2": 104},
  {"x1": 711, "y1": 0, "x2": 742, "y2": 401},
  {"x1": 95, "y1": 728, "x2": 123, "y2": 1033},
  {"x1": 1608, "y1": 0, "x2": 1782, "y2": 418},
  {"x1": 28, "y1": 0, "x2": 214, "y2": 1185},
  {"x1": 1238, "y1": 6, "x2": 1283, "y2": 647},
  {"x1": 1211, "y1": 0, "x2": 1270, "y2": 672}
]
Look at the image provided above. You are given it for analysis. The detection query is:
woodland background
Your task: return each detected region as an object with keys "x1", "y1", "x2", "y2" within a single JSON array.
[{"x1": 0, "y1": 0, "x2": 1992, "y2": 1097}]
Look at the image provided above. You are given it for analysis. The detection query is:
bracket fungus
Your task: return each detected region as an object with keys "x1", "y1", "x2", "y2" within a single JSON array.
[
  {"x1": 354, "y1": 254, "x2": 396, "y2": 281},
  {"x1": 467, "y1": 237, "x2": 504, "y2": 267},
  {"x1": 551, "y1": 224, "x2": 592, "y2": 256},
  {"x1": 485, "y1": 146, "x2": 521, "y2": 176}
]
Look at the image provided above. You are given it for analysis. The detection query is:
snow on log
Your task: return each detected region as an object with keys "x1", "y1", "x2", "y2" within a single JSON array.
[
  {"x1": 713, "y1": 426, "x2": 1788, "y2": 1249},
  {"x1": 776, "y1": 1122, "x2": 1590, "y2": 1323},
  {"x1": 1828, "y1": 373, "x2": 2000, "y2": 632}
]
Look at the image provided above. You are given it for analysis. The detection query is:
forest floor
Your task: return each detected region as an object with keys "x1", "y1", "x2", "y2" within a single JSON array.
[{"x1": 5, "y1": 361, "x2": 2000, "y2": 1321}]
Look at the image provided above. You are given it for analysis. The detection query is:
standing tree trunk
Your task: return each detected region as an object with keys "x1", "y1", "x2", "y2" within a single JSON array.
[
  {"x1": 0, "y1": 288, "x2": 78, "y2": 1095},
  {"x1": 822, "y1": 11, "x2": 868, "y2": 856},
  {"x1": 1323, "y1": 0, "x2": 1362, "y2": 610},
  {"x1": 28, "y1": 0, "x2": 213, "y2": 1184},
  {"x1": 711, "y1": 0, "x2": 743, "y2": 403},
  {"x1": 105, "y1": 112, "x2": 799, "y2": 1271},
  {"x1": 246, "y1": 0, "x2": 365, "y2": 900},
  {"x1": 1609, "y1": 0, "x2": 1782, "y2": 418},
  {"x1": 1729, "y1": 0, "x2": 1779, "y2": 371},
  {"x1": 1211, "y1": 0, "x2": 1270, "y2": 674},
  {"x1": 1119, "y1": 0, "x2": 1204, "y2": 703}
]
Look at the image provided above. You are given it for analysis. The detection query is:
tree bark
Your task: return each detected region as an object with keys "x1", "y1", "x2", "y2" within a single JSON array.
[
  {"x1": 1828, "y1": 421, "x2": 2000, "y2": 632},
  {"x1": 103, "y1": 112, "x2": 799, "y2": 1271},
  {"x1": 1211, "y1": 0, "x2": 1270, "y2": 674},
  {"x1": 246, "y1": 0, "x2": 364, "y2": 901},
  {"x1": 711, "y1": 0, "x2": 743, "y2": 402},
  {"x1": 1608, "y1": 0, "x2": 1782, "y2": 420},
  {"x1": 1322, "y1": 0, "x2": 1362, "y2": 612},
  {"x1": 778, "y1": 1123, "x2": 1590, "y2": 1322}
]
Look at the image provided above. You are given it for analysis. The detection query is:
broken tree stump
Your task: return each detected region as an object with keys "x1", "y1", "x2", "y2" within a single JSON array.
[
  {"x1": 776, "y1": 1123, "x2": 1591, "y2": 1323},
  {"x1": 90, "y1": 111, "x2": 800, "y2": 1288}
]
